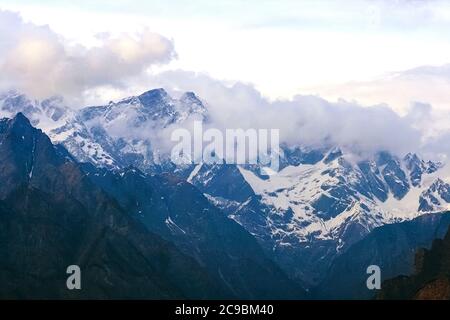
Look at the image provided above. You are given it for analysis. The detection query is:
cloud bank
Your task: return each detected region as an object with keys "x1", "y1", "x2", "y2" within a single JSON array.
[
  {"x1": 306, "y1": 63, "x2": 450, "y2": 114},
  {"x1": 0, "y1": 10, "x2": 175, "y2": 102},
  {"x1": 1, "y1": 8, "x2": 449, "y2": 162},
  {"x1": 148, "y1": 70, "x2": 432, "y2": 158}
]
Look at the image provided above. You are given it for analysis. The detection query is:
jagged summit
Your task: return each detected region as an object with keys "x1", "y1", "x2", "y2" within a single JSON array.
[
  {"x1": 138, "y1": 88, "x2": 169, "y2": 106},
  {"x1": 1, "y1": 112, "x2": 37, "y2": 136},
  {"x1": 0, "y1": 91, "x2": 69, "y2": 130},
  {"x1": 323, "y1": 147, "x2": 343, "y2": 164},
  {"x1": 11, "y1": 111, "x2": 30, "y2": 125},
  {"x1": 44, "y1": 88, "x2": 208, "y2": 172},
  {"x1": 180, "y1": 91, "x2": 201, "y2": 103}
]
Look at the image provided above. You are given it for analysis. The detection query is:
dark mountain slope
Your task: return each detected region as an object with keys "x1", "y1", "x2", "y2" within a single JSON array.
[
  {"x1": 378, "y1": 217, "x2": 450, "y2": 299},
  {"x1": 316, "y1": 212, "x2": 450, "y2": 299},
  {"x1": 0, "y1": 113, "x2": 226, "y2": 299},
  {"x1": 82, "y1": 164, "x2": 306, "y2": 299}
]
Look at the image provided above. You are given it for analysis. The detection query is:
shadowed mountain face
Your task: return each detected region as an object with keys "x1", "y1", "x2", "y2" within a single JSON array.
[
  {"x1": 80, "y1": 164, "x2": 305, "y2": 299},
  {"x1": 0, "y1": 113, "x2": 225, "y2": 298},
  {"x1": 0, "y1": 113, "x2": 304, "y2": 299},
  {"x1": 0, "y1": 187, "x2": 225, "y2": 299},
  {"x1": 0, "y1": 114, "x2": 229, "y2": 298},
  {"x1": 378, "y1": 221, "x2": 450, "y2": 299},
  {"x1": 315, "y1": 212, "x2": 450, "y2": 299}
]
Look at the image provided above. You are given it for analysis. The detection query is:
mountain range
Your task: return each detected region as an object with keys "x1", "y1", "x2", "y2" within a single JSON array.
[
  {"x1": 0, "y1": 112, "x2": 303, "y2": 298},
  {"x1": 1, "y1": 89, "x2": 450, "y2": 298}
]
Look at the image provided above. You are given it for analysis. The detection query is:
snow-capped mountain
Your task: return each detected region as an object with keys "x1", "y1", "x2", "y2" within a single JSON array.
[
  {"x1": 187, "y1": 148, "x2": 448, "y2": 285},
  {"x1": 235, "y1": 150, "x2": 442, "y2": 243},
  {"x1": 2, "y1": 88, "x2": 450, "y2": 288},
  {"x1": 51, "y1": 88, "x2": 207, "y2": 173},
  {"x1": 419, "y1": 178, "x2": 450, "y2": 212},
  {"x1": 0, "y1": 90, "x2": 69, "y2": 130}
]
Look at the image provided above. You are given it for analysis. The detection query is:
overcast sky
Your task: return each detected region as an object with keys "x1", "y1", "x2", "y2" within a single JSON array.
[
  {"x1": 1, "y1": 0, "x2": 450, "y2": 159},
  {"x1": 1, "y1": 0, "x2": 450, "y2": 105}
]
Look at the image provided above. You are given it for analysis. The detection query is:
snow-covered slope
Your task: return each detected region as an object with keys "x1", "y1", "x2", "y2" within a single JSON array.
[
  {"x1": 418, "y1": 178, "x2": 450, "y2": 212},
  {"x1": 235, "y1": 150, "x2": 443, "y2": 244},
  {"x1": 59, "y1": 89, "x2": 204, "y2": 171},
  {"x1": 187, "y1": 147, "x2": 449, "y2": 286},
  {"x1": 0, "y1": 90, "x2": 69, "y2": 131}
]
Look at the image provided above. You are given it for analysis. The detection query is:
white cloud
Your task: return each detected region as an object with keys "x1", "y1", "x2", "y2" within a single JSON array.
[
  {"x1": 303, "y1": 63, "x2": 450, "y2": 113},
  {"x1": 299, "y1": 63, "x2": 450, "y2": 157},
  {"x1": 0, "y1": 10, "x2": 175, "y2": 103},
  {"x1": 147, "y1": 70, "x2": 426, "y2": 158}
]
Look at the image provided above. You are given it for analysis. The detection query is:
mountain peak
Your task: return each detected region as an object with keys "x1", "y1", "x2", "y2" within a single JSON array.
[
  {"x1": 323, "y1": 147, "x2": 342, "y2": 164},
  {"x1": 142, "y1": 88, "x2": 167, "y2": 95},
  {"x1": 11, "y1": 112, "x2": 31, "y2": 127},
  {"x1": 180, "y1": 91, "x2": 201, "y2": 103},
  {"x1": 433, "y1": 178, "x2": 445, "y2": 187},
  {"x1": 0, "y1": 113, "x2": 31, "y2": 135},
  {"x1": 178, "y1": 91, "x2": 207, "y2": 120},
  {"x1": 404, "y1": 152, "x2": 420, "y2": 162},
  {"x1": 138, "y1": 88, "x2": 169, "y2": 106}
]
